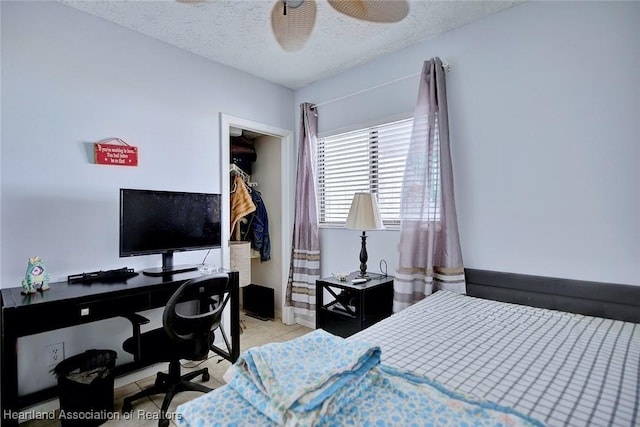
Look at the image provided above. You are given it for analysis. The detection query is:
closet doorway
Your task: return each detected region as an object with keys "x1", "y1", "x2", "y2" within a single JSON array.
[{"x1": 220, "y1": 113, "x2": 293, "y2": 322}]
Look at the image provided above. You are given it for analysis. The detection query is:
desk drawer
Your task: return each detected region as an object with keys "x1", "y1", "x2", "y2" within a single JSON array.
[
  {"x1": 3, "y1": 292, "x2": 148, "y2": 335},
  {"x1": 74, "y1": 292, "x2": 149, "y2": 322}
]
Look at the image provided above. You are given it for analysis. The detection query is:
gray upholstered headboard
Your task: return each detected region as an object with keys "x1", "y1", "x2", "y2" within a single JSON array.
[{"x1": 465, "y1": 269, "x2": 640, "y2": 323}]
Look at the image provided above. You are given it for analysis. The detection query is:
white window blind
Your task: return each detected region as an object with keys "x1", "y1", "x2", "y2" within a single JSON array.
[{"x1": 317, "y1": 118, "x2": 413, "y2": 226}]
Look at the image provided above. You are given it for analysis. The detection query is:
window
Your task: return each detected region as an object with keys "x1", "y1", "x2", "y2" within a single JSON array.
[
  {"x1": 400, "y1": 115, "x2": 441, "y2": 223},
  {"x1": 317, "y1": 118, "x2": 414, "y2": 227}
]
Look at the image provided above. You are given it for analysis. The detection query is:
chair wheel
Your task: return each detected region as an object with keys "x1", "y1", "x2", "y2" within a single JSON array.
[
  {"x1": 202, "y1": 369, "x2": 210, "y2": 382},
  {"x1": 159, "y1": 418, "x2": 170, "y2": 427},
  {"x1": 122, "y1": 401, "x2": 133, "y2": 413}
]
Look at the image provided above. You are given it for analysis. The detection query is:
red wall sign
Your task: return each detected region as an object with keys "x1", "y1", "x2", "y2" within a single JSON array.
[{"x1": 94, "y1": 142, "x2": 138, "y2": 166}]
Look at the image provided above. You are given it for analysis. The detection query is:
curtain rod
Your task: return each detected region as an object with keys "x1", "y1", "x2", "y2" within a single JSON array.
[{"x1": 311, "y1": 61, "x2": 449, "y2": 110}]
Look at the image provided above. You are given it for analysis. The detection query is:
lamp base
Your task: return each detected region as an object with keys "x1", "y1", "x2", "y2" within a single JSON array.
[{"x1": 358, "y1": 231, "x2": 369, "y2": 280}]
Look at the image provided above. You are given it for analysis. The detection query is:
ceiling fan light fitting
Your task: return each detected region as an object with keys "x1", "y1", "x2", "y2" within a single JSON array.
[
  {"x1": 282, "y1": 0, "x2": 304, "y2": 16},
  {"x1": 285, "y1": 0, "x2": 305, "y2": 9}
]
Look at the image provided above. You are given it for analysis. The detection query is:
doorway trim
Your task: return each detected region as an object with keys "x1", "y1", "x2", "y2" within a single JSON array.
[{"x1": 220, "y1": 113, "x2": 293, "y2": 319}]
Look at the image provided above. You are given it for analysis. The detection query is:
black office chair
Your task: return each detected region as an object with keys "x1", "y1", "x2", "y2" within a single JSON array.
[{"x1": 121, "y1": 274, "x2": 230, "y2": 427}]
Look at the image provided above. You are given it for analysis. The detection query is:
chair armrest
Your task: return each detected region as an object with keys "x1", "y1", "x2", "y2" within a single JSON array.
[{"x1": 121, "y1": 313, "x2": 151, "y2": 361}]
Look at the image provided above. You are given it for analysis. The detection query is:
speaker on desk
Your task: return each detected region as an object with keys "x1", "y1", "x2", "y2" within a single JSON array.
[{"x1": 243, "y1": 284, "x2": 274, "y2": 320}]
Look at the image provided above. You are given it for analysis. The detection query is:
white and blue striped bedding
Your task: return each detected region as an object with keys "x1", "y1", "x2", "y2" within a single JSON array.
[{"x1": 352, "y1": 290, "x2": 640, "y2": 427}]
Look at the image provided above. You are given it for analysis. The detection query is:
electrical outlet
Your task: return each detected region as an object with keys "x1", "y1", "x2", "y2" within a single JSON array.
[{"x1": 46, "y1": 342, "x2": 64, "y2": 366}]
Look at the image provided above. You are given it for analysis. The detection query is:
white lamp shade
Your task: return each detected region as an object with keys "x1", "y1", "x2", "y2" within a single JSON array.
[{"x1": 345, "y1": 193, "x2": 385, "y2": 231}]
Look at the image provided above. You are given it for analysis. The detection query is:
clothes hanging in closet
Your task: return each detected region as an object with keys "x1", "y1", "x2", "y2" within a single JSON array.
[
  {"x1": 241, "y1": 189, "x2": 271, "y2": 262},
  {"x1": 230, "y1": 175, "x2": 255, "y2": 237}
]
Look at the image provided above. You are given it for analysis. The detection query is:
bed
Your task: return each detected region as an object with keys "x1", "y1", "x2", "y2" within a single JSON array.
[{"x1": 176, "y1": 269, "x2": 640, "y2": 426}]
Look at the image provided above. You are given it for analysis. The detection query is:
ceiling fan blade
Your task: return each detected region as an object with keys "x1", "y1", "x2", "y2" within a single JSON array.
[
  {"x1": 271, "y1": 0, "x2": 317, "y2": 52},
  {"x1": 328, "y1": 0, "x2": 409, "y2": 23}
]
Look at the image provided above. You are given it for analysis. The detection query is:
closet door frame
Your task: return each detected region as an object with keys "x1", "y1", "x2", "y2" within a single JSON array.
[{"x1": 220, "y1": 113, "x2": 293, "y2": 319}]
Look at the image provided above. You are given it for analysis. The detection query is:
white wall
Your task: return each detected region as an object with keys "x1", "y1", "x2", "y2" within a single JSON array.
[
  {"x1": 1, "y1": 1, "x2": 294, "y2": 394},
  {"x1": 296, "y1": 1, "x2": 640, "y2": 286}
]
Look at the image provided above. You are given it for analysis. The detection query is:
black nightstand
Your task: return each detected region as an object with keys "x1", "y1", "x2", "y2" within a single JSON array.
[{"x1": 316, "y1": 273, "x2": 394, "y2": 338}]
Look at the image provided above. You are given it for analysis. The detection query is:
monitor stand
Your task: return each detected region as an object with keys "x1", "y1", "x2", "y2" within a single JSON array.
[
  {"x1": 142, "y1": 252, "x2": 199, "y2": 277},
  {"x1": 142, "y1": 265, "x2": 198, "y2": 277}
]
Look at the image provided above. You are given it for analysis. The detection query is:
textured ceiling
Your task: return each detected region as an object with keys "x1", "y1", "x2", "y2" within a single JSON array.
[{"x1": 60, "y1": 0, "x2": 519, "y2": 90}]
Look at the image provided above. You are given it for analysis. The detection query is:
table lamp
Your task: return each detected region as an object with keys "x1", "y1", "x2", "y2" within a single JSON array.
[{"x1": 345, "y1": 192, "x2": 385, "y2": 279}]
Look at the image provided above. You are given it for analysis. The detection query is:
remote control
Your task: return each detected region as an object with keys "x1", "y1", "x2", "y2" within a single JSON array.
[{"x1": 351, "y1": 278, "x2": 367, "y2": 284}]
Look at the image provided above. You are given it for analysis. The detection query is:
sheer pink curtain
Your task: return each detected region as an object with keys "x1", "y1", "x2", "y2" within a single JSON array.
[
  {"x1": 394, "y1": 58, "x2": 465, "y2": 312},
  {"x1": 285, "y1": 103, "x2": 320, "y2": 325}
]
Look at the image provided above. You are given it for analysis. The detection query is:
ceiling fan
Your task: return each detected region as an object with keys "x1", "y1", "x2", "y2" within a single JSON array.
[
  {"x1": 271, "y1": 0, "x2": 410, "y2": 52},
  {"x1": 176, "y1": 0, "x2": 409, "y2": 52}
]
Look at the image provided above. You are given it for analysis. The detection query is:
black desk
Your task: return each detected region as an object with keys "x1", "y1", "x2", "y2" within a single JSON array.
[{"x1": 1, "y1": 269, "x2": 240, "y2": 426}]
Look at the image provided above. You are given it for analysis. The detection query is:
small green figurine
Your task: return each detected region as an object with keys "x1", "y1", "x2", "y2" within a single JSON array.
[{"x1": 22, "y1": 256, "x2": 50, "y2": 294}]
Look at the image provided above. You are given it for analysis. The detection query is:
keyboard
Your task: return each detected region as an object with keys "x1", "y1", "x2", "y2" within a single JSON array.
[{"x1": 68, "y1": 267, "x2": 139, "y2": 284}]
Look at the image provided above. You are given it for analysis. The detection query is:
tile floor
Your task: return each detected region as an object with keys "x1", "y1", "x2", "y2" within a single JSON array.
[{"x1": 21, "y1": 313, "x2": 313, "y2": 427}]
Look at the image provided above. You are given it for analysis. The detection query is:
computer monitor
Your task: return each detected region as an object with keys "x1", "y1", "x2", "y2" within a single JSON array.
[{"x1": 119, "y1": 188, "x2": 222, "y2": 276}]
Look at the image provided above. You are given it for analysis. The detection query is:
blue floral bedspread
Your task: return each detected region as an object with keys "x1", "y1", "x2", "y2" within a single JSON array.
[{"x1": 176, "y1": 329, "x2": 543, "y2": 426}]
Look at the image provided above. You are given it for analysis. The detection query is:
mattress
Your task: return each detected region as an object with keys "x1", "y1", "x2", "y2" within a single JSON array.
[
  {"x1": 351, "y1": 291, "x2": 640, "y2": 427},
  {"x1": 177, "y1": 329, "x2": 543, "y2": 426}
]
